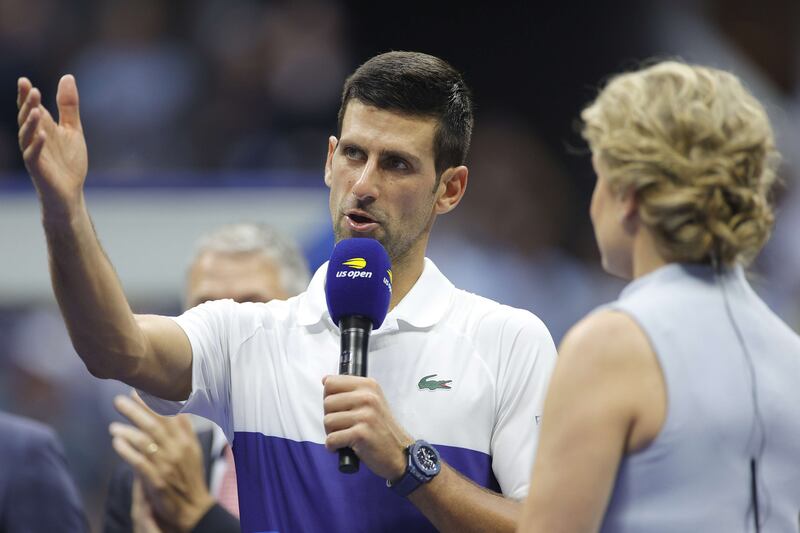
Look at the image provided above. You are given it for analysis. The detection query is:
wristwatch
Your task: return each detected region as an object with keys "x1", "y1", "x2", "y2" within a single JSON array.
[{"x1": 387, "y1": 440, "x2": 441, "y2": 497}]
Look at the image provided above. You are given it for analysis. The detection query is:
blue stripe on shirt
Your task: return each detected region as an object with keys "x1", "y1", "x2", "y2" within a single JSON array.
[{"x1": 233, "y1": 432, "x2": 499, "y2": 533}]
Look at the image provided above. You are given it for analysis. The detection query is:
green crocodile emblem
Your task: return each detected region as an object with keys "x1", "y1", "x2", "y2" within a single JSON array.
[{"x1": 418, "y1": 374, "x2": 452, "y2": 391}]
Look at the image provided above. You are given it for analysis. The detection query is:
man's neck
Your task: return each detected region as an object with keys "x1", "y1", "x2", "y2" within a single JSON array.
[{"x1": 388, "y1": 248, "x2": 426, "y2": 311}]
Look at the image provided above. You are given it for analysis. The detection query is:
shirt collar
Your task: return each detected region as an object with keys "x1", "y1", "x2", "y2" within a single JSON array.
[{"x1": 297, "y1": 257, "x2": 454, "y2": 331}]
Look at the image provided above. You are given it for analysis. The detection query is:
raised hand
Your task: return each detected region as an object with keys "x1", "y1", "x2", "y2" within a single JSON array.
[{"x1": 17, "y1": 75, "x2": 88, "y2": 208}]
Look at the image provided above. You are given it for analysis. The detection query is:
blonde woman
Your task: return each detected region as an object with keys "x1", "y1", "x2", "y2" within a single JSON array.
[{"x1": 519, "y1": 61, "x2": 800, "y2": 532}]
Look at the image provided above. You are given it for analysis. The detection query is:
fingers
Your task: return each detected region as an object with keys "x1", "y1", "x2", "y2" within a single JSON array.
[
  {"x1": 17, "y1": 82, "x2": 58, "y2": 144},
  {"x1": 22, "y1": 130, "x2": 46, "y2": 169},
  {"x1": 17, "y1": 86, "x2": 41, "y2": 127},
  {"x1": 109, "y1": 422, "x2": 165, "y2": 483},
  {"x1": 131, "y1": 477, "x2": 147, "y2": 517},
  {"x1": 131, "y1": 477, "x2": 165, "y2": 533},
  {"x1": 56, "y1": 74, "x2": 82, "y2": 131},
  {"x1": 112, "y1": 435, "x2": 163, "y2": 490},
  {"x1": 322, "y1": 389, "x2": 382, "y2": 452},
  {"x1": 324, "y1": 425, "x2": 364, "y2": 452},
  {"x1": 323, "y1": 388, "x2": 380, "y2": 415},
  {"x1": 131, "y1": 477, "x2": 144, "y2": 507},
  {"x1": 323, "y1": 410, "x2": 362, "y2": 435},
  {"x1": 114, "y1": 395, "x2": 172, "y2": 444},
  {"x1": 323, "y1": 377, "x2": 384, "y2": 424},
  {"x1": 17, "y1": 77, "x2": 31, "y2": 110},
  {"x1": 19, "y1": 108, "x2": 42, "y2": 151},
  {"x1": 323, "y1": 375, "x2": 380, "y2": 396},
  {"x1": 109, "y1": 422, "x2": 154, "y2": 454}
]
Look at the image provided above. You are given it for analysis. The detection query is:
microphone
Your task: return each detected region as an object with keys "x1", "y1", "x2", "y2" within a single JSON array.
[{"x1": 325, "y1": 238, "x2": 392, "y2": 474}]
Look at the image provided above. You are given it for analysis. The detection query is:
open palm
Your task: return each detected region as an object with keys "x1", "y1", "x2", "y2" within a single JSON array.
[{"x1": 17, "y1": 75, "x2": 88, "y2": 204}]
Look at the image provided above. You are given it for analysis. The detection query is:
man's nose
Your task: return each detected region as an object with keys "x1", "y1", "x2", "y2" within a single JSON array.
[{"x1": 352, "y1": 158, "x2": 380, "y2": 202}]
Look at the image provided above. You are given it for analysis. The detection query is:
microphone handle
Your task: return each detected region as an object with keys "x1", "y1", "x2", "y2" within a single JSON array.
[{"x1": 338, "y1": 315, "x2": 372, "y2": 474}]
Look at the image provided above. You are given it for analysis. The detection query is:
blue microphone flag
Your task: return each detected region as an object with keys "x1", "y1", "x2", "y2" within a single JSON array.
[{"x1": 325, "y1": 238, "x2": 392, "y2": 329}]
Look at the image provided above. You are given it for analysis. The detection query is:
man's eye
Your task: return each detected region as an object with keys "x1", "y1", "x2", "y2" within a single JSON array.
[
  {"x1": 386, "y1": 157, "x2": 408, "y2": 171},
  {"x1": 343, "y1": 146, "x2": 362, "y2": 159}
]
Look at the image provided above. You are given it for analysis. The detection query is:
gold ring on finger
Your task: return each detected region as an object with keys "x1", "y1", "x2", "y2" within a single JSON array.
[{"x1": 146, "y1": 442, "x2": 159, "y2": 455}]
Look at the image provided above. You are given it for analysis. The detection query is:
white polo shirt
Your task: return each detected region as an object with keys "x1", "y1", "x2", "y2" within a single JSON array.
[{"x1": 142, "y1": 258, "x2": 557, "y2": 533}]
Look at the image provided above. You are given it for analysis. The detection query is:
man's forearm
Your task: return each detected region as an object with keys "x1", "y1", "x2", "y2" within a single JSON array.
[
  {"x1": 408, "y1": 462, "x2": 521, "y2": 533},
  {"x1": 43, "y1": 196, "x2": 146, "y2": 380}
]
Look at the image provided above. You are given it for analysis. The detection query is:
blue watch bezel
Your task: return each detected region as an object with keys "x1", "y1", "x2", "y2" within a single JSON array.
[{"x1": 388, "y1": 440, "x2": 441, "y2": 497}]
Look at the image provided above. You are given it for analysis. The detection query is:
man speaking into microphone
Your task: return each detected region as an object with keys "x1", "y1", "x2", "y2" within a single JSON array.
[{"x1": 16, "y1": 51, "x2": 557, "y2": 532}]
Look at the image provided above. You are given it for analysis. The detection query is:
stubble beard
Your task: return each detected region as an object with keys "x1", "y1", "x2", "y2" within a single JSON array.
[{"x1": 333, "y1": 214, "x2": 426, "y2": 268}]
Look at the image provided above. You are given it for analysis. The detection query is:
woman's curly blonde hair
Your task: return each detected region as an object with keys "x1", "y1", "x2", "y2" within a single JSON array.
[{"x1": 581, "y1": 60, "x2": 780, "y2": 266}]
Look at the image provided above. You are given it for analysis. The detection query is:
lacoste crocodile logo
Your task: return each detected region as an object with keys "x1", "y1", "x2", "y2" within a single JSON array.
[{"x1": 418, "y1": 374, "x2": 452, "y2": 391}]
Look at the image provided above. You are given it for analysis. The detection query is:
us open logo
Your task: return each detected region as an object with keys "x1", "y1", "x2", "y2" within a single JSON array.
[
  {"x1": 342, "y1": 257, "x2": 366, "y2": 269},
  {"x1": 336, "y1": 257, "x2": 373, "y2": 279}
]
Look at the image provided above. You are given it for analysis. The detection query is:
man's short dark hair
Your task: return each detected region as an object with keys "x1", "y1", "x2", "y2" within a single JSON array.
[{"x1": 337, "y1": 51, "x2": 474, "y2": 176}]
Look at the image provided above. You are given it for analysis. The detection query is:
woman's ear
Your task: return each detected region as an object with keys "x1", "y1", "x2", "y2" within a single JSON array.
[{"x1": 620, "y1": 188, "x2": 639, "y2": 234}]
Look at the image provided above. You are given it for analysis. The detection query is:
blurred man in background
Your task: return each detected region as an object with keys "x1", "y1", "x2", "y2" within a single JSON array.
[
  {"x1": 0, "y1": 410, "x2": 88, "y2": 532},
  {"x1": 104, "y1": 222, "x2": 310, "y2": 533}
]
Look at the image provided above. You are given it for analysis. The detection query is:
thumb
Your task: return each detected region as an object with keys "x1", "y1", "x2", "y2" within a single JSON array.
[
  {"x1": 132, "y1": 476, "x2": 148, "y2": 510},
  {"x1": 56, "y1": 74, "x2": 82, "y2": 131}
]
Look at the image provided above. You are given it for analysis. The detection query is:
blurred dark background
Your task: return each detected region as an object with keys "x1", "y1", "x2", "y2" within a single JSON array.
[{"x1": 1, "y1": 0, "x2": 798, "y2": 529}]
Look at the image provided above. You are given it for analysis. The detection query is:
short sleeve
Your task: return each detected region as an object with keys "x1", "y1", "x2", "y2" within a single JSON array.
[
  {"x1": 139, "y1": 299, "x2": 240, "y2": 442},
  {"x1": 489, "y1": 311, "x2": 558, "y2": 500}
]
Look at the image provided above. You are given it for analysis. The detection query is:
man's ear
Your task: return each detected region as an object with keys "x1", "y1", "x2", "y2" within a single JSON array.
[
  {"x1": 435, "y1": 165, "x2": 468, "y2": 215},
  {"x1": 324, "y1": 136, "x2": 338, "y2": 187}
]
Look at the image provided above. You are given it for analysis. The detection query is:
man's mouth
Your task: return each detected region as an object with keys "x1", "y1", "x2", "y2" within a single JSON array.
[{"x1": 345, "y1": 210, "x2": 380, "y2": 232}]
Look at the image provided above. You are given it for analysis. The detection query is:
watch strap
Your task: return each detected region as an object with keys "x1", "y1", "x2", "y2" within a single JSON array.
[
  {"x1": 388, "y1": 465, "x2": 425, "y2": 497},
  {"x1": 387, "y1": 440, "x2": 439, "y2": 497}
]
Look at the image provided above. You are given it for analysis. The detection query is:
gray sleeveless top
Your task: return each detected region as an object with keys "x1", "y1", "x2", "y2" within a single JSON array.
[{"x1": 600, "y1": 263, "x2": 800, "y2": 532}]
